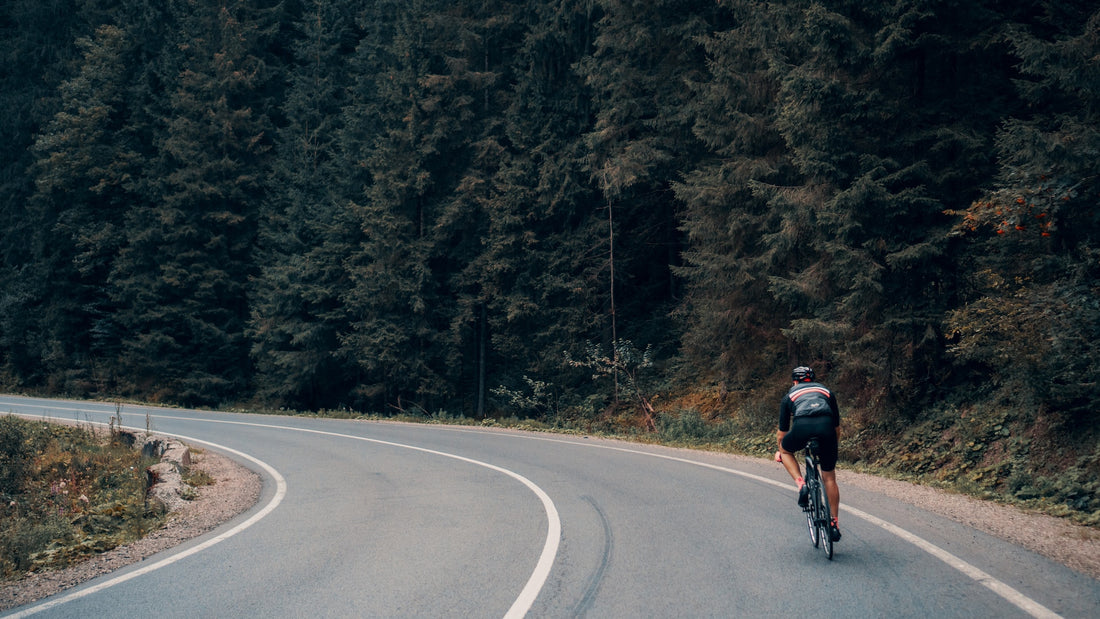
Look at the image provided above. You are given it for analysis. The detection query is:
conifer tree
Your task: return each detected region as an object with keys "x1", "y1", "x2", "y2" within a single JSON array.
[
  {"x1": 249, "y1": 0, "x2": 359, "y2": 410},
  {"x1": 576, "y1": 0, "x2": 719, "y2": 356},
  {"x1": 109, "y1": 0, "x2": 278, "y2": 405},
  {"x1": 425, "y1": 0, "x2": 523, "y2": 415},
  {"x1": 744, "y1": 1, "x2": 1016, "y2": 407},
  {"x1": 946, "y1": 4, "x2": 1100, "y2": 415},
  {"x1": 673, "y1": 0, "x2": 793, "y2": 386},
  {"x1": 449, "y1": 0, "x2": 602, "y2": 415},
  {"x1": 757, "y1": 2, "x2": 903, "y2": 389},
  {"x1": 0, "y1": 0, "x2": 86, "y2": 388},
  {"x1": 25, "y1": 24, "x2": 141, "y2": 391},
  {"x1": 340, "y1": 0, "x2": 458, "y2": 411}
]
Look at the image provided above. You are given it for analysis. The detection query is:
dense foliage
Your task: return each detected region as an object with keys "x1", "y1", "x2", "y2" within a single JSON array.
[{"x1": 1, "y1": 1, "x2": 1096, "y2": 452}]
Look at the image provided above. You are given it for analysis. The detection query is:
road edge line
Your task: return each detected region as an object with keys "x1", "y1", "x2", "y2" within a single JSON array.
[{"x1": 3, "y1": 418, "x2": 287, "y2": 619}]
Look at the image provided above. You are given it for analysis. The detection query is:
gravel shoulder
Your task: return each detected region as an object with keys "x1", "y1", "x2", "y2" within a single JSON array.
[
  {"x1": 1, "y1": 440, "x2": 1096, "y2": 612},
  {"x1": 839, "y1": 467, "x2": 1100, "y2": 580}
]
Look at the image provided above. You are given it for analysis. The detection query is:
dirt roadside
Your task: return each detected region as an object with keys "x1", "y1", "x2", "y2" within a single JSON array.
[
  {"x1": 838, "y1": 467, "x2": 1100, "y2": 580},
  {"x1": 0, "y1": 448, "x2": 261, "y2": 612}
]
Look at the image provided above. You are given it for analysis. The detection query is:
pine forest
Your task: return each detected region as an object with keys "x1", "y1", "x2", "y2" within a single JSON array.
[{"x1": 1, "y1": 1, "x2": 1098, "y2": 516}]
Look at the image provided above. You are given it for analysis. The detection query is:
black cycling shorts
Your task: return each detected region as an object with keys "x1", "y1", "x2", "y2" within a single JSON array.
[{"x1": 781, "y1": 415, "x2": 838, "y2": 472}]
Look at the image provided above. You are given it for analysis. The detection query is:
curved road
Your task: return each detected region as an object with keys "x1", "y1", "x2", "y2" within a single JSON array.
[{"x1": 2, "y1": 395, "x2": 1097, "y2": 618}]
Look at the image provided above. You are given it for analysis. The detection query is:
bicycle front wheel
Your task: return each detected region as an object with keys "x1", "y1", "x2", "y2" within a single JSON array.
[
  {"x1": 805, "y1": 490, "x2": 819, "y2": 548},
  {"x1": 816, "y1": 480, "x2": 834, "y2": 560}
]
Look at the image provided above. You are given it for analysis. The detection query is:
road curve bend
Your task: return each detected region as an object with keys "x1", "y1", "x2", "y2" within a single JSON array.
[{"x1": 1, "y1": 396, "x2": 1097, "y2": 618}]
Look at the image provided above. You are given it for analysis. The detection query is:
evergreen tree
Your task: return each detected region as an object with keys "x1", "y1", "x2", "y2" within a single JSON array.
[
  {"x1": 743, "y1": 1, "x2": 1016, "y2": 410},
  {"x1": 25, "y1": 24, "x2": 141, "y2": 392},
  {"x1": 0, "y1": 0, "x2": 85, "y2": 388},
  {"x1": 425, "y1": 0, "x2": 524, "y2": 415},
  {"x1": 340, "y1": 0, "x2": 459, "y2": 412},
  {"x1": 946, "y1": 3, "x2": 1100, "y2": 416},
  {"x1": 576, "y1": 0, "x2": 720, "y2": 360},
  {"x1": 674, "y1": 0, "x2": 795, "y2": 386},
  {"x1": 109, "y1": 0, "x2": 278, "y2": 405},
  {"x1": 249, "y1": 0, "x2": 359, "y2": 410},
  {"x1": 449, "y1": 0, "x2": 602, "y2": 415}
]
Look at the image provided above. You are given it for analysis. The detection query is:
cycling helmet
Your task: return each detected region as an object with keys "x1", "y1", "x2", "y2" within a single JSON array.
[{"x1": 791, "y1": 366, "x2": 815, "y2": 382}]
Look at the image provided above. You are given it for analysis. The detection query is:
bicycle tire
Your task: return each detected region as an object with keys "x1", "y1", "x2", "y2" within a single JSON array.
[
  {"x1": 817, "y1": 479, "x2": 834, "y2": 560},
  {"x1": 802, "y1": 456, "x2": 820, "y2": 548},
  {"x1": 805, "y1": 477, "x2": 819, "y2": 548}
]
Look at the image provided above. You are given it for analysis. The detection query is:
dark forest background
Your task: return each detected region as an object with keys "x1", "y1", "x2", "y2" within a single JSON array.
[{"x1": 2, "y1": 0, "x2": 1098, "y2": 499}]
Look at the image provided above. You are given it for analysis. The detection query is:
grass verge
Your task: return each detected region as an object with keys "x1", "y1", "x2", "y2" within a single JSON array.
[{"x1": 0, "y1": 415, "x2": 167, "y2": 580}]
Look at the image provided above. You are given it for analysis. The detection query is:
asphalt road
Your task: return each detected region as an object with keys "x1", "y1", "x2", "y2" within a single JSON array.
[{"x1": 2, "y1": 395, "x2": 1097, "y2": 618}]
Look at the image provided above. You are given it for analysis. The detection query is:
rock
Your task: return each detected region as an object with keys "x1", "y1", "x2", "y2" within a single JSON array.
[
  {"x1": 146, "y1": 462, "x2": 188, "y2": 512},
  {"x1": 142, "y1": 437, "x2": 193, "y2": 512},
  {"x1": 161, "y1": 442, "x2": 191, "y2": 468}
]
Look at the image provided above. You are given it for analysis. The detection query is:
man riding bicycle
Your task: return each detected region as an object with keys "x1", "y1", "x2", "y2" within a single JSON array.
[{"x1": 776, "y1": 366, "x2": 842, "y2": 542}]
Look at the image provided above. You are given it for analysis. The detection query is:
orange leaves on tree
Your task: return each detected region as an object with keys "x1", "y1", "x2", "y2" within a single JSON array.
[{"x1": 944, "y1": 172, "x2": 1073, "y2": 240}]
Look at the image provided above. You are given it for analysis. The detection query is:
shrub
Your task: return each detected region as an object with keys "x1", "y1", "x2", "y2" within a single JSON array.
[
  {"x1": 658, "y1": 409, "x2": 712, "y2": 442},
  {"x1": 0, "y1": 416, "x2": 165, "y2": 579}
]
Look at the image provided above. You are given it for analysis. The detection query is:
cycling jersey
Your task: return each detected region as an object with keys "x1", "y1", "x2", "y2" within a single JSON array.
[
  {"x1": 779, "y1": 382, "x2": 839, "y2": 432},
  {"x1": 779, "y1": 381, "x2": 841, "y2": 471}
]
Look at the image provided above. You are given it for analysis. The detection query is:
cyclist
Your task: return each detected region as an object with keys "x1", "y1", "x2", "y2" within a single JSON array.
[{"x1": 776, "y1": 366, "x2": 842, "y2": 542}]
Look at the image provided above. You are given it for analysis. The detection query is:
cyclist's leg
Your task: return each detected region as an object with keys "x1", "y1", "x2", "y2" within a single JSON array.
[
  {"x1": 778, "y1": 428, "x2": 806, "y2": 483},
  {"x1": 818, "y1": 424, "x2": 841, "y2": 533},
  {"x1": 821, "y1": 469, "x2": 840, "y2": 521},
  {"x1": 779, "y1": 446, "x2": 802, "y2": 482}
]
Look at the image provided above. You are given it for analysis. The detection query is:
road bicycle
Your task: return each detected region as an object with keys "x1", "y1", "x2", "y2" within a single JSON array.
[{"x1": 802, "y1": 438, "x2": 834, "y2": 560}]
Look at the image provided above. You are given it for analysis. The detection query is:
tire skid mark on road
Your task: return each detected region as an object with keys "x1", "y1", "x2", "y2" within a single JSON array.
[
  {"x1": 456, "y1": 429, "x2": 1064, "y2": 619},
  {"x1": 572, "y1": 495, "x2": 613, "y2": 617}
]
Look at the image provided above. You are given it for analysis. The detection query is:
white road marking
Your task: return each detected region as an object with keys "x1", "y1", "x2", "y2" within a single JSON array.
[
  {"x1": 149, "y1": 416, "x2": 563, "y2": 619},
  {"x1": 3, "y1": 399, "x2": 1061, "y2": 618},
  {"x1": 3, "y1": 421, "x2": 287, "y2": 619},
  {"x1": 844, "y1": 506, "x2": 1061, "y2": 619},
  {"x1": 484, "y1": 431, "x2": 1063, "y2": 619},
  {"x1": 2, "y1": 404, "x2": 560, "y2": 619}
]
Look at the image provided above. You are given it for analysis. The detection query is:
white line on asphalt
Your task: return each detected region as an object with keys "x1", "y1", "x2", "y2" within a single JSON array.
[
  {"x1": 3, "y1": 418, "x2": 287, "y2": 619},
  {"x1": 145, "y1": 416, "x2": 563, "y2": 619},
  {"x1": 482, "y1": 431, "x2": 1062, "y2": 619},
  {"x1": 843, "y1": 506, "x2": 1061, "y2": 619},
  {"x1": 1, "y1": 403, "x2": 560, "y2": 619}
]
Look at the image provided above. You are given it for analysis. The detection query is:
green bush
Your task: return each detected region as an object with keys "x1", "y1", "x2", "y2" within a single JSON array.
[
  {"x1": 0, "y1": 416, "x2": 32, "y2": 496},
  {"x1": 658, "y1": 409, "x2": 711, "y2": 441}
]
